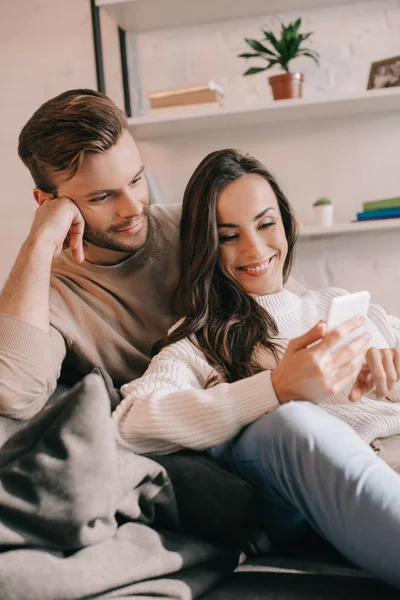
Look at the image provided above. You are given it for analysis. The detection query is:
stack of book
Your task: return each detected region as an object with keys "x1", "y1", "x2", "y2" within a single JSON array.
[
  {"x1": 356, "y1": 197, "x2": 400, "y2": 221},
  {"x1": 147, "y1": 81, "x2": 223, "y2": 112}
]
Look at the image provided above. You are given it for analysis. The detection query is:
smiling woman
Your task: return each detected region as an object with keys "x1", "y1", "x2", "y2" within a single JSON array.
[
  {"x1": 112, "y1": 148, "x2": 400, "y2": 589},
  {"x1": 158, "y1": 149, "x2": 297, "y2": 383}
]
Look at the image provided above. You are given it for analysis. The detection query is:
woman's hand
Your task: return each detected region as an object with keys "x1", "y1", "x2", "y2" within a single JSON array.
[
  {"x1": 271, "y1": 317, "x2": 369, "y2": 405},
  {"x1": 349, "y1": 347, "x2": 400, "y2": 402}
]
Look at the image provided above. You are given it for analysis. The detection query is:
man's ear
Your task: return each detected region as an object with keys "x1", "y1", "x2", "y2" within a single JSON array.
[{"x1": 34, "y1": 188, "x2": 54, "y2": 206}]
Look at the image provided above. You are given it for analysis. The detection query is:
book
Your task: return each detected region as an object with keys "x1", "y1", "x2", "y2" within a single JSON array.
[
  {"x1": 148, "y1": 81, "x2": 223, "y2": 110},
  {"x1": 363, "y1": 196, "x2": 400, "y2": 212},
  {"x1": 356, "y1": 207, "x2": 400, "y2": 221}
]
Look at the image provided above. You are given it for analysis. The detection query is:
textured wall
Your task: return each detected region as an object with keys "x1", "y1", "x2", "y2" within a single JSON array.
[
  {"x1": 0, "y1": 0, "x2": 123, "y2": 289},
  {"x1": 130, "y1": 0, "x2": 400, "y2": 313},
  {"x1": 0, "y1": 0, "x2": 97, "y2": 287}
]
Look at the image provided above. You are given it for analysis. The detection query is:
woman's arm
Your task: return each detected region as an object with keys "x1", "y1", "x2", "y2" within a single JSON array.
[
  {"x1": 112, "y1": 317, "x2": 368, "y2": 455},
  {"x1": 112, "y1": 338, "x2": 279, "y2": 455}
]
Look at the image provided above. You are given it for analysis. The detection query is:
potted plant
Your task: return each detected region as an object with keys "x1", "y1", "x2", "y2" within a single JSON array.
[
  {"x1": 238, "y1": 18, "x2": 319, "y2": 100},
  {"x1": 313, "y1": 197, "x2": 334, "y2": 227}
]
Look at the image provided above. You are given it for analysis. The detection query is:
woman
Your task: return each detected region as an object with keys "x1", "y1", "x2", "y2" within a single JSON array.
[{"x1": 113, "y1": 149, "x2": 400, "y2": 588}]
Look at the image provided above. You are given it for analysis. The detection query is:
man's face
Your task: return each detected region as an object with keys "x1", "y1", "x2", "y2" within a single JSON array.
[{"x1": 57, "y1": 130, "x2": 150, "y2": 259}]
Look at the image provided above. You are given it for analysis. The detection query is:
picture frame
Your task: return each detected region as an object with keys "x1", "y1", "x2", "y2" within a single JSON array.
[{"x1": 367, "y1": 55, "x2": 400, "y2": 90}]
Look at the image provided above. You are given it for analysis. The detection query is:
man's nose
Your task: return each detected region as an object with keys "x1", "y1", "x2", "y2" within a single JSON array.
[{"x1": 117, "y1": 189, "x2": 143, "y2": 218}]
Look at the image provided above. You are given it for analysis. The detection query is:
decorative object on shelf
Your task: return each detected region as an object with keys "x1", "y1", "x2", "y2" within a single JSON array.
[
  {"x1": 356, "y1": 208, "x2": 400, "y2": 222},
  {"x1": 238, "y1": 18, "x2": 319, "y2": 100},
  {"x1": 367, "y1": 56, "x2": 400, "y2": 90},
  {"x1": 313, "y1": 197, "x2": 334, "y2": 227},
  {"x1": 363, "y1": 196, "x2": 400, "y2": 212},
  {"x1": 148, "y1": 81, "x2": 223, "y2": 110},
  {"x1": 356, "y1": 196, "x2": 400, "y2": 222}
]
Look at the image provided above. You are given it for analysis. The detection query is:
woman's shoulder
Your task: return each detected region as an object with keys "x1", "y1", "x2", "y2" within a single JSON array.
[{"x1": 157, "y1": 319, "x2": 213, "y2": 367}]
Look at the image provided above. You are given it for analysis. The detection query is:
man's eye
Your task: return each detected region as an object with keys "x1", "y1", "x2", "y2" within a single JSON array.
[
  {"x1": 130, "y1": 177, "x2": 141, "y2": 186},
  {"x1": 90, "y1": 194, "x2": 110, "y2": 203}
]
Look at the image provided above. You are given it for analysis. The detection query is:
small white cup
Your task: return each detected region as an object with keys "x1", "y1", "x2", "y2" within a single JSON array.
[{"x1": 313, "y1": 204, "x2": 334, "y2": 227}]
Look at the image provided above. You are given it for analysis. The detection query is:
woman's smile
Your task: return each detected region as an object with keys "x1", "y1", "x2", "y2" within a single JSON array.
[{"x1": 237, "y1": 255, "x2": 277, "y2": 277}]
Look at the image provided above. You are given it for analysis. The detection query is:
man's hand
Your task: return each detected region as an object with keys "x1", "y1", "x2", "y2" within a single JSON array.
[
  {"x1": 349, "y1": 347, "x2": 400, "y2": 402},
  {"x1": 29, "y1": 197, "x2": 85, "y2": 264},
  {"x1": 271, "y1": 316, "x2": 368, "y2": 405}
]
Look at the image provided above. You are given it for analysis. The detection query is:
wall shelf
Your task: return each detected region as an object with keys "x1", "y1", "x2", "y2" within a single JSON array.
[
  {"x1": 96, "y1": 0, "x2": 364, "y2": 33},
  {"x1": 299, "y1": 218, "x2": 400, "y2": 238},
  {"x1": 127, "y1": 87, "x2": 400, "y2": 139}
]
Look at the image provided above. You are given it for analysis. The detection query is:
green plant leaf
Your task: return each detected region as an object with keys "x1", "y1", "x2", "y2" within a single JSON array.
[
  {"x1": 293, "y1": 18, "x2": 302, "y2": 35},
  {"x1": 245, "y1": 38, "x2": 274, "y2": 55},
  {"x1": 243, "y1": 66, "x2": 269, "y2": 75},
  {"x1": 299, "y1": 51, "x2": 320, "y2": 65},
  {"x1": 263, "y1": 31, "x2": 281, "y2": 53},
  {"x1": 244, "y1": 19, "x2": 318, "y2": 73},
  {"x1": 238, "y1": 52, "x2": 262, "y2": 58}
]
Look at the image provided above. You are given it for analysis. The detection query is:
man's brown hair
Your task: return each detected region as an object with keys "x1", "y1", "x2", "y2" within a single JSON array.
[{"x1": 18, "y1": 89, "x2": 128, "y2": 195}]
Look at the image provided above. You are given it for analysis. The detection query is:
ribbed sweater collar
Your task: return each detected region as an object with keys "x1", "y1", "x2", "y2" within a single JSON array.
[{"x1": 255, "y1": 288, "x2": 303, "y2": 317}]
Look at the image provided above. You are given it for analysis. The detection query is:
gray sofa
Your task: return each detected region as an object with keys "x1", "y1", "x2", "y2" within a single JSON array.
[{"x1": 0, "y1": 371, "x2": 396, "y2": 599}]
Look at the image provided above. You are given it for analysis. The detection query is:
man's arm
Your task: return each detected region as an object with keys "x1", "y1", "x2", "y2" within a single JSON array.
[{"x1": 0, "y1": 197, "x2": 85, "y2": 418}]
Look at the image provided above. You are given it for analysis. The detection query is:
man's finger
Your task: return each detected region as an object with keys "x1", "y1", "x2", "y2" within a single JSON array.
[{"x1": 69, "y1": 211, "x2": 85, "y2": 265}]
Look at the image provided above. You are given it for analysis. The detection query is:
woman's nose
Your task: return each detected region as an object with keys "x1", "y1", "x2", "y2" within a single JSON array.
[{"x1": 242, "y1": 235, "x2": 264, "y2": 259}]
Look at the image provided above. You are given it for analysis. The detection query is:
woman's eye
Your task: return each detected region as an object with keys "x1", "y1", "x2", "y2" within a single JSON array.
[
  {"x1": 130, "y1": 176, "x2": 141, "y2": 186},
  {"x1": 260, "y1": 221, "x2": 276, "y2": 230},
  {"x1": 219, "y1": 235, "x2": 238, "y2": 243}
]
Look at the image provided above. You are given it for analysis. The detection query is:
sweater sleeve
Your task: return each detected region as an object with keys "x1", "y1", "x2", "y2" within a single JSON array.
[
  {"x1": 112, "y1": 337, "x2": 279, "y2": 455},
  {"x1": 0, "y1": 314, "x2": 67, "y2": 419}
]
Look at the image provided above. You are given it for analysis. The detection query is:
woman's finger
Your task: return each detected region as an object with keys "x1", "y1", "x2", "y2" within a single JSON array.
[
  {"x1": 393, "y1": 348, "x2": 400, "y2": 381},
  {"x1": 380, "y1": 349, "x2": 398, "y2": 392},
  {"x1": 326, "y1": 354, "x2": 366, "y2": 395},
  {"x1": 319, "y1": 315, "x2": 365, "y2": 353},
  {"x1": 366, "y1": 348, "x2": 387, "y2": 399},
  {"x1": 349, "y1": 364, "x2": 374, "y2": 402},
  {"x1": 331, "y1": 333, "x2": 369, "y2": 369}
]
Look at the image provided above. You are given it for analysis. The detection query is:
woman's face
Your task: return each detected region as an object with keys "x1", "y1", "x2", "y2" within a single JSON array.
[{"x1": 217, "y1": 174, "x2": 288, "y2": 296}]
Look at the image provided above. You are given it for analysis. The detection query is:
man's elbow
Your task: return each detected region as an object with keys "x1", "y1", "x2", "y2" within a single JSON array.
[{"x1": 0, "y1": 383, "x2": 49, "y2": 420}]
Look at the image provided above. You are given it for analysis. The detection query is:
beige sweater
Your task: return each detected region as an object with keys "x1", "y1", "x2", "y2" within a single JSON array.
[
  {"x1": 113, "y1": 288, "x2": 400, "y2": 455},
  {"x1": 0, "y1": 204, "x2": 181, "y2": 417}
]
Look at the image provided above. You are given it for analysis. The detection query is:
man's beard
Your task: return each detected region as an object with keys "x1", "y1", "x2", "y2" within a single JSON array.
[{"x1": 83, "y1": 206, "x2": 150, "y2": 253}]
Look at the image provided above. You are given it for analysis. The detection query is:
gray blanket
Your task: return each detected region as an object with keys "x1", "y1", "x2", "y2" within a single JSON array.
[{"x1": 0, "y1": 374, "x2": 240, "y2": 599}]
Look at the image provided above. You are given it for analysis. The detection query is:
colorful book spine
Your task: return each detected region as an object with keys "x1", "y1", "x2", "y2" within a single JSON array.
[
  {"x1": 363, "y1": 197, "x2": 400, "y2": 212},
  {"x1": 357, "y1": 207, "x2": 400, "y2": 221}
]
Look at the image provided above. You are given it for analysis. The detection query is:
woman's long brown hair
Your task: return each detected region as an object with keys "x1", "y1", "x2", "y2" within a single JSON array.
[{"x1": 154, "y1": 149, "x2": 298, "y2": 383}]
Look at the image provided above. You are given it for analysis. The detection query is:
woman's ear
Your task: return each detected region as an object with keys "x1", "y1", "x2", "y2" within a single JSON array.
[{"x1": 33, "y1": 188, "x2": 54, "y2": 206}]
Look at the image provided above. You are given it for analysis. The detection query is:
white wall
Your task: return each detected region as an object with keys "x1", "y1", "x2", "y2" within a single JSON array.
[
  {"x1": 130, "y1": 0, "x2": 400, "y2": 314},
  {"x1": 0, "y1": 0, "x2": 122, "y2": 288}
]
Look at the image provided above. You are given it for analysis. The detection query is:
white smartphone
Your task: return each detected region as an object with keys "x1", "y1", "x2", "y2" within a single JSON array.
[{"x1": 326, "y1": 291, "x2": 370, "y2": 351}]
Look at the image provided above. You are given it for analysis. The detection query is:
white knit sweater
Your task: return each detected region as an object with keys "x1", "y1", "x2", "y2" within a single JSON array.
[{"x1": 112, "y1": 287, "x2": 400, "y2": 455}]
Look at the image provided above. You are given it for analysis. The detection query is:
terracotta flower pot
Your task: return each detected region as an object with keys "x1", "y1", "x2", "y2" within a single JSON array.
[{"x1": 268, "y1": 72, "x2": 304, "y2": 100}]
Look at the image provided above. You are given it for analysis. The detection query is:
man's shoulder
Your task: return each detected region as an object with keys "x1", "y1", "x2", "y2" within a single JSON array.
[{"x1": 150, "y1": 203, "x2": 181, "y2": 229}]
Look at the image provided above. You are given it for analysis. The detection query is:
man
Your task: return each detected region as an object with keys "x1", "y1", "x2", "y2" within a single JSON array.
[{"x1": 0, "y1": 89, "x2": 181, "y2": 418}]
